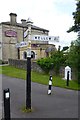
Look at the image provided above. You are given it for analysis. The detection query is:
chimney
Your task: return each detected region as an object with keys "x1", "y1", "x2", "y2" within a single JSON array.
[
  {"x1": 21, "y1": 19, "x2": 27, "y2": 26},
  {"x1": 9, "y1": 13, "x2": 17, "y2": 25}
]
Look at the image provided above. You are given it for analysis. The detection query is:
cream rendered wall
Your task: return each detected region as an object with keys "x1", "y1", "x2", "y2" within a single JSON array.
[{"x1": 2, "y1": 24, "x2": 18, "y2": 61}]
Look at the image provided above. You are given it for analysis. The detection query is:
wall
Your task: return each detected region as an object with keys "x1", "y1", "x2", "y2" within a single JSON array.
[
  {"x1": 8, "y1": 59, "x2": 77, "y2": 80},
  {"x1": 2, "y1": 24, "x2": 18, "y2": 61},
  {"x1": 8, "y1": 59, "x2": 44, "y2": 73},
  {"x1": 8, "y1": 59, "x2": 66, "y2": 77}
]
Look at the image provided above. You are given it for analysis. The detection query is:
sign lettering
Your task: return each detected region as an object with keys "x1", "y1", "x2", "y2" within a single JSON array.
[{"x1": 32, "y1": 35, "x2": 59, "y2": 42}]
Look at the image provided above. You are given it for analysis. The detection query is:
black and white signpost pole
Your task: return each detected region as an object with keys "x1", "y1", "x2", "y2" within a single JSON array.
[
  {"x1": 26, "y1": 42, "x2": 31, "y2": 109},
  {"x1": 26, "y1": 18, "x2": 33, "y2": 110},
  {"x1": 48, "y1": 75, "x2": 52, "y2": 95},
  {"x1": 66, "y1": 71, "x2": 69, "y2": 86}
]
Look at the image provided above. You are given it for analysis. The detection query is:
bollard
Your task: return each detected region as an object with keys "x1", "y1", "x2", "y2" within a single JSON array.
[
  {"x1": 48, "y1": 75, "x2": 52, "y2": 95},
  {"x1": 66, "y1": 71, "x2": 69, "y2": 86},
  {"x1": 3, "y1": 88, "x2": 11, "y2": 120}
]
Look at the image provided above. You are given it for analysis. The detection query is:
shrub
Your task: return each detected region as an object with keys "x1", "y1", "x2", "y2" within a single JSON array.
[{"x1": 37, "y1": 58, "x2": 53, "y2": 73}]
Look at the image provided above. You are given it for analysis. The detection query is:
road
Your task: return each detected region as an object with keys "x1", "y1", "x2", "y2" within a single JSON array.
[{"x1": 1, "y1": 74, "x2": 79, "y2": 118}]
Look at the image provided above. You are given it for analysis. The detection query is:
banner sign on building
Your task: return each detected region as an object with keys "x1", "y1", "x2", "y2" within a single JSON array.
[
  {"x1": 5, "y1": 30, "x2": 17, "y2": 37},
  {"x1": 32, "y1": 35, "x2": 59, "y2": 42}
]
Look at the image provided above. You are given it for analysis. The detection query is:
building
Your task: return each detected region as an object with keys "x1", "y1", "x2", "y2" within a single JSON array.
[{"x1": 0, "y1": 13, "x2": 56, "y2": 61}]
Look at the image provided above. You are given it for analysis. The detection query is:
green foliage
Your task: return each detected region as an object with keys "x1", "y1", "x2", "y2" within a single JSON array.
[
  {"x1": 77, "y1": 41, "x2": 80, "y2": 84},
  {"x1": 37, "y1": 57, "x2": 52, "y2": 73},
  {"x1": 67, "y1": 0, "x2": 80, "y2": 83},
  {"x1": 37, "y1": 50, "x2": 66, "y2": 74},
  {"x1": 66, "y1": 40, "x2": 80, "y2": 83},
  {"x1": 66, "y1": 41, "x2": 78, "y2": 68},
  {"x1": 51, "y1": 50, "x2": 66, "y2": 74},
  {"x1": 67, "y1": 1, "x2": 80, "y2": 32}
]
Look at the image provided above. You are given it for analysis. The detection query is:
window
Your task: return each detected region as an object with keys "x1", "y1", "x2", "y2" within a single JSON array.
[{"x1": 31, "y1": 51, "x2": 35, "y2": 59}]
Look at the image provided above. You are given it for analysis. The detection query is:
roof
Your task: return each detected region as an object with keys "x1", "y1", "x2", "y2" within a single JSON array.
[{"x1": 0, "y1": 21, "x2": 49, "y2": 32}]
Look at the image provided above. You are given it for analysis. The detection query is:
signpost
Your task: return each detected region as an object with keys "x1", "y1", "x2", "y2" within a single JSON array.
[
  {"x1": 16, "y1": 18, "x2": 33, "y2": 110},
  {"x1": 26, "y1": 41, "x2": 31, "y2": 109},
  {"x1": 26, "y1": 18, "x2": 33, "y2": 110},
  {"x1": 15, "y1": 18, "x2": 59, "y2": 110}
]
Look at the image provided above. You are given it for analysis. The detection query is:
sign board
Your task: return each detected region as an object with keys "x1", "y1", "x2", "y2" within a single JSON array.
[
  {"x1": 5, "y1": 30, "x2": 17, "y2": 37},
  {"x1": 16, "y1": 41, "x2": 28, "y2": 48},
  {"x1": 31, "y1": 35, "x2": 59, "y2": 42},
  {"x1": 16, "y1": 41, "x2": 31, "y2": 48}
]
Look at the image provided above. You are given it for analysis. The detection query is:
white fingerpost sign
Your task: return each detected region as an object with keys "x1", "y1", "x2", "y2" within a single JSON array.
[{"x1": 31, "y1": 35, "x2": 59, "y2": 42}]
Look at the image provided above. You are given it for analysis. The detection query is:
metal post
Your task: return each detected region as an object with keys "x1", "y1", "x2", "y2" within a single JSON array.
[
  {"x1": 26, "y1": 56, "x2": 31, "y2": 109},
  {"x1": 26, "y1": 18, "x2": 33, "y2": 110},
  {"x1": 66, "y1": 71, "x2": 69, "y2": 86},
  {"x1": 3, "y1": 88, "x2": 11, "y2": 120},
  {"x1": 26, "y1": 41, "x2": 31, "y2": 109},
  {"x1": 48, "y1": 75, "x2": 52, "y2": 95}
]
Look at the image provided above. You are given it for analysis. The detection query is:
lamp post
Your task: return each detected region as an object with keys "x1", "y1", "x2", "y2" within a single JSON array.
[{"x1": 26, "y1": 18, "x2": 33, "y2": 110}]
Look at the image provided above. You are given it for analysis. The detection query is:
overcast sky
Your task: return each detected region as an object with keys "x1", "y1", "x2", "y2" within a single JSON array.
[{"x1": 0, "y1": 0, "x2": 77, "y2": 48}]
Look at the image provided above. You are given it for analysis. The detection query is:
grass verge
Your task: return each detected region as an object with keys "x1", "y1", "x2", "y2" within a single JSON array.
[{"x1": 0, "y1": 65, "x2": 80, "y2": 90}]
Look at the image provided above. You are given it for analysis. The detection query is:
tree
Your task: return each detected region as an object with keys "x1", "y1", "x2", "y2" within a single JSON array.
[
  {"x1": 50, "y1": 50, "x2": 66, "y2": 74},
  {"x1": 66, "y1": 41, "x2": 78, "y2": 68},
  {"x1": 37, "y1": 49, "x2": 66, "y2": 74},
  {"x1": 75, "y1": 37, "x2": 80, "y2": 83},
  {"x1": 67, "y1": 0, "x2": 80, "y2": 83},
  {"x1": 67, "y1": 1, "x2": 80, "y2": 32},
  {"x1": 37, "y1": 57, "x2": 52, "y2": 73}
]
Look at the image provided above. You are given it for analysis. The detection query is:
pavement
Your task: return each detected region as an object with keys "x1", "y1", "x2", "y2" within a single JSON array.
[{"x1": 0, "y1": 74, "x2": 79, "y2": 119}]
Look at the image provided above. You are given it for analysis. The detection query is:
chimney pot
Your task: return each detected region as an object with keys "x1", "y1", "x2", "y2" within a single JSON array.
[
  {"x1": 9, "y1": 13, "x2": 17, "y2": 24},
  {"x1": 21, "y1": 19, "x2": 26, "y2": 26}
]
